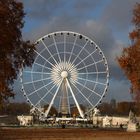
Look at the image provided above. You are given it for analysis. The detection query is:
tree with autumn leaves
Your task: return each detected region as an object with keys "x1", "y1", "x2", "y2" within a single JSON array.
[
  {"x1": 0, "y1": 0, "x2": 35, "y2": 106},
  {"x1": 118, "y1": 3, "x2": 140, "y2": 104}
]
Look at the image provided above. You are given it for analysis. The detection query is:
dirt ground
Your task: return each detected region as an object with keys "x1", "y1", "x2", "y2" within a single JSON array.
[{"x1": 0, "y1": 127, "x2": 140, "y2": 140}]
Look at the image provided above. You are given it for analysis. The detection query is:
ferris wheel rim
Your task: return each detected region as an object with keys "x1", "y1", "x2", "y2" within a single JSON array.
[{"x1": 20, "y1": 31, "x2": 109, "y2": 117}]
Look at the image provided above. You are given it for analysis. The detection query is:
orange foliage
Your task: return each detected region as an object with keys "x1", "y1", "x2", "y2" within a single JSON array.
[
  {"x1": 132, "y1": 2, "x2": 140, "y2": 28},
  {"x1": 117, "y1": 3, "x2": 140, "y2": 102}
]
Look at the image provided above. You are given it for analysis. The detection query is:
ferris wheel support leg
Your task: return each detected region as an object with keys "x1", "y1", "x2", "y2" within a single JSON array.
[
  {"x1": 45, "y1": 80, "x2": 63, "y2": 118},
  {"x1": 66, "y1": 78, "x2": 84, "y2": 119}
]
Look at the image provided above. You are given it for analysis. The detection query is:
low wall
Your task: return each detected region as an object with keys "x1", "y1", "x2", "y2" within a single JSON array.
[{"x1": 93, "y1": 116, "x2": 129, "y2": 127}]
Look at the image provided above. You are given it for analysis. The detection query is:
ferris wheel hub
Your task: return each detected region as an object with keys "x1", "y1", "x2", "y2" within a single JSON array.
[
  {"x1": 61, "y1": 71, "x2": 68, "y2": 78},
  {"x1": 51, "y1": 62, "x2": 78, "y2": 86}
]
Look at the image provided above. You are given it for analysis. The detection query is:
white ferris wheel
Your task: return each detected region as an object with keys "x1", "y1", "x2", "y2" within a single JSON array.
[{"x1": 20, "y1": 31, "x2": 109, "y2": 119}]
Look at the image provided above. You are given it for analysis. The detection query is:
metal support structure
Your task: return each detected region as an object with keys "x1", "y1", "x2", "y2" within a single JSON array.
[
  {"x1": 45, "y1": 80, "x2": 63, "y2": 117},
  {"x1": 66, "y1": 78, "x2": 84, "y2": 118}
]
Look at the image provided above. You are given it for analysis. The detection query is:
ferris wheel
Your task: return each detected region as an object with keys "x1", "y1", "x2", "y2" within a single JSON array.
[{"x1": 20, "y1": 31, "x2": 109, "y2": 118}]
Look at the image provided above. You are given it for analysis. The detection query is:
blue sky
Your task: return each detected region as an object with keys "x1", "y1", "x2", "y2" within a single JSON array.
[{"x1": 14, "y1": 0, "x2": 140, "y2": 103}]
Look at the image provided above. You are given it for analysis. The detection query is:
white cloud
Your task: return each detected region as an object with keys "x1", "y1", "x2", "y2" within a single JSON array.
[{"x1": 101, "y1": 0, "x2": 140, "y2": 31}]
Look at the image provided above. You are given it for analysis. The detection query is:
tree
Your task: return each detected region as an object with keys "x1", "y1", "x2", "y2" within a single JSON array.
[
  {"x1": 44, "y1": 105, "x2": 58, "y2": 116},
  {"x1": 0, "y1": 102, "x2": 30, "y2": 115},
  {"x1": 116, "y1": 102, "x2": 133, "y2": 116},
  {"x1": 98, "y1": 102, "x2": 114, "y2": 115},
  {"x1": 0, "y1": 0, "x2": 35, "y2": 105},
  {"x1": 70, "y1": 105, "x2": 85, "y2": 117},
  {"x1": 117, "y1": 3, "x2": 140, "y2": 102}
]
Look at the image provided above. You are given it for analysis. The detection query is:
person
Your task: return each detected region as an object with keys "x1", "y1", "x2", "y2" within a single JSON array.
[{"x1": 120, "y1": 123, "x2": 123, "y2": 129}]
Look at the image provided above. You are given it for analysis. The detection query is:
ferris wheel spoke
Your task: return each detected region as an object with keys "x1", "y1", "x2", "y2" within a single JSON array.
[
  {"x1": 64, "y1": 33, "x2": 66, "y2": 62},
  {"x1": 74, "y1": 49, "x2": 97, "y2": 68},
  {"x1": 71, "y1": 40, "x2": 89, "y2": 65},
  {"x1": 71, "y1": 82, "x2": 93, "y2": 107},
  {"x1": 78, "y1": 63, "x2": 95, "y2": 71},
  {"x1": 52, "y1": 35, "x2": 62, "y2": 63},
  {"x1": 24, "y1": 76, "x2": 52, "y2": 85},
  {"x1": 34, "y1": 81, "x2": 59, "y2": 108},
  {"x1": 24, "y1": 71, "x2": 51, "y2": 75},
  {"x1": 78, "y1": 71, "x2": 107, "y2": 75},
  {"x1": 66, "y1": 78, "x2": 84, "y2": 118},
  {"x1": 34, "y1": 62, "x2": 52, "y2": 71},
  {"x1": 35, "y1": 49, "x2": 55, "y2": 68},
  {"x1": 68, "y1": 35, "x2": 78, "y2": 63},
  {"x1": 77, "y1": 59, "x2": 104, "y2": 71},
  {"x1": 28, "y1": 80, "x2": 54, "y2": 97},
  {"x1": 77, "y1": 77, "x2": 106, "y2": 86},
  {"x1": 45, "y1": 79, "x2": 63, "y2": 117},
  {"x1": 75, "y1": 80, "x2": 102, "y2": 98},
  {"x1": 41, "y1": 40, "x2": 58, "y2": 65}
]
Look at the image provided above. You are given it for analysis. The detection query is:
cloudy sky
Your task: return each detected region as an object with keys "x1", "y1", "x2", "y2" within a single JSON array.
[{"x1": 14, "y1": 0, "x2": 140, "y2": 103}]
